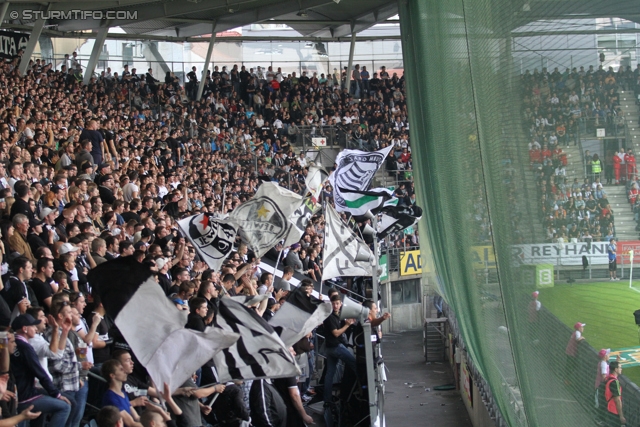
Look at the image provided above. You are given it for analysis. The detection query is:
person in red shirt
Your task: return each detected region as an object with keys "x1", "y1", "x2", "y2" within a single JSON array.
[
  {"x1": 613, "y1": 151, "x2": 622, "y2": 184},
  {"x1": 541, "y1": 145, "x2": 552, "y2": 160},
  {"x1": 399, "y1": 148, "x2": 411, "y2": 165},
  {"x1": 629, "y1": 184, "x2": 639, "y2": 206},
  {"x1": 625, "y1": 149, "x2": 636, "y2": 181},
  {"x1": 529, "y1": 147, "x2": 542, "y2": 167}
]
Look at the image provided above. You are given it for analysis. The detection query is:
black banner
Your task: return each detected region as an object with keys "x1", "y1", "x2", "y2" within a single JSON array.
[{"x1": 0, "y1": 31, "x2": 29, "y2": 59}]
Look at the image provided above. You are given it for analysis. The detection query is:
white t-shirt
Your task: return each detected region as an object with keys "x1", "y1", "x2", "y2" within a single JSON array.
[
  {"x1": 29, "y1": 333, "x2": 63, "y2": 381},
  {"x1": 122, "y1": 182, "x2": 139, "y2": 202},
  {"x1": 75, "y1": 322, "x2": 95, "y2": 364}
]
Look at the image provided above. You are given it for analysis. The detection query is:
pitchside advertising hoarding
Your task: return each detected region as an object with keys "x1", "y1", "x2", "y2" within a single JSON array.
[{"x1": 399, "y1": 241, "x2": 640, "y2": 276}]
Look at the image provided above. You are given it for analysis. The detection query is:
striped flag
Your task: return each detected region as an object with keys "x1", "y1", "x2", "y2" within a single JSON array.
[
  {"x1": 322, "y1": 204, "x2": 375, "y2": 281},
  {"x1": 269, "y1": 287, "x2": 332, "y2": 347},
  {"x1": 330, "y1": 146, "x2": 393, "y2": 213},
  {"x1": 213, "y1": 297, "x2": 300, "y2": 383},
  {"x1": 339, "y1": 187, "x2": 398, "y2": 216}
]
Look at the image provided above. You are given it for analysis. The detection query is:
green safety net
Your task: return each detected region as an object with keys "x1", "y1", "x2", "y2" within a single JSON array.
[{"x1": 399, "y1": 0, "x2": 640, "y2": 426}]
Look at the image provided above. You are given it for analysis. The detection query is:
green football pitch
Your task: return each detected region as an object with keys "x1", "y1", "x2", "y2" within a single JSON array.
[{"x1": 539, "y1": 281, "x2": 640, "y2": 385}]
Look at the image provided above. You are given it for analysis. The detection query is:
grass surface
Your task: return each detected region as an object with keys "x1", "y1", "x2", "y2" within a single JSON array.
[{"x1": 540, "y1": 281, "x2": 640, "y2": 385}]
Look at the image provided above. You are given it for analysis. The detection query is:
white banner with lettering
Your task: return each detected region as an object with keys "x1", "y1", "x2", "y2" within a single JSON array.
[{"x1": 512, "y1": 242, "x2": 609, "y2": 266}]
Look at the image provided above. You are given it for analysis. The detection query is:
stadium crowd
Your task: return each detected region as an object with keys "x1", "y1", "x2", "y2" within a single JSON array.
[
  {"x1": 522, "y1": 64, "x2": 633, "y2": 243},
  {"x1": 0, "y1": 52, "x2": 408, "y2": 427}
]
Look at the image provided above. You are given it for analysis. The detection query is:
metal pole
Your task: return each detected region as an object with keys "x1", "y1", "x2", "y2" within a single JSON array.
[
  {"x1": 345, "y1": 32, "x2": 356, "y2": 95},
  {"x1": 197, "y1": 20, "x2": 217, "y2": 101},
  {"x1": 363, "y1": 322, "x2": 379, "y2": 426},
  {"x1": 372, "y1": 215, "x2": 379, "y2": 305},
  {"x1": 18, "y1": 17, "x2": 46, "y2": 76},
  {"x1": 83, "y1": 25, "x2": 110, "y2": 86}
]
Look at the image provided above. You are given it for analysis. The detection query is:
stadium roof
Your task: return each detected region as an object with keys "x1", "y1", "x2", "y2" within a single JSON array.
[{"x1": 2, "y1": 0, "x2": 399, "y2": 40}]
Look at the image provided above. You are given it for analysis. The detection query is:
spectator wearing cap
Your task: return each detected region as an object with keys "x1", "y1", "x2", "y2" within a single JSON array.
[
  {"x1": 11, "y1": 314, "x2": 72, "y2": 426},
  {"x1": 77, "y1": 161, "x2": 94, "y2": 181},
  {"x1": 9, "y1": 213, "x2": 36, "y2": 263},
  {"x1": 596, "y1": 348, "x2": 614, "y2": 394},
  {"x1": 40, "y1": 207, "x2": 59, "y2": 241},
  {"x1": 528, "y1": 291, "x2": 541, "y2": 323},
  {"x1": 99, "y1": 174, "x2": 118, "y2": 205},
  {"x1": 44, "y1": 299, "x2": 87, "y2": 427},
  {"x1": 27, "y1": 216, "x2": 49, "y2": 256},
  {"x1": 565, "y1": 322, "x2": 585, "y2": 384},
  {"x1": 155, "y1": 257, "x2": 173, "y2": 295},
  {"x1": 94, "y1": 163, "x2": 112, "y2": 186}
]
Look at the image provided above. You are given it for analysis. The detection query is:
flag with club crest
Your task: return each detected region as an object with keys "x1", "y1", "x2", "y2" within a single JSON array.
[
  {"x1": 230, "y1": 182, "x2": 304, "y2": 257},
  {"x1": 178, "y1": 213, "x2": 239, "y2": 271},
  {"x1": 329, "y1": 146, "x2": 393, "y2": 214}
]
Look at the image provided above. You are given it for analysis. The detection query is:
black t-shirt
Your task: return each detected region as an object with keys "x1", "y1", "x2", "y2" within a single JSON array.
[
  {"x1": 123, "y1": 374, "x2": 150, "y2": 402},
  {"x1": 29, "y1": 277, "x2": 54, "y2": 312},
  {"x1": 323, "y1": 312, "x2": 344, "y2": 348},
  {"x1": 273, "y1": 376, "x2": 302, "y2": 427},
  {"x1": 164, "y1": 201, "x2": 180, "y2": 219},
  {"x1": 354, "y1": 320, "x2": 379, "y2": 365},
  {"x1": 92, "y1": 315, "x2": 113, "y2": 364}
]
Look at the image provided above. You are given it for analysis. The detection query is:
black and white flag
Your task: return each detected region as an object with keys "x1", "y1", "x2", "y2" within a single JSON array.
[
  {"x1": 322, "y1": 204, "x2": 375, "y2": 281},
  {"x1": 88, "y1": 258, "x2": 240, "y2": 394},
  {"x1": 230, "y1": 182, "x2": 303, "y2": 257},
  {"x1": 339, "y1": 187, "x2": 398, "y2": 217},
  {"x1": 269, "y1": 287, "x2": 332, "y2": 348},
  {"x1": 329, "y1": 146, "x2": 393, "y2": 213},
  {"x1": 305, "y1": 166, "x2": 329, "y2": 205},
  {"x1": 213, "y1": 297, "x2": 299, "y2": 383},
  {"x1": 178, "y1": 213, "x2": 238, "y2": 271},
  {"x1": 378, "y1": 205, "x2": 423, "y2": 239}
]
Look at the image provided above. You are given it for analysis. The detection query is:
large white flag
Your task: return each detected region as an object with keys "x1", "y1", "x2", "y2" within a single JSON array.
[
  {"x1": 305, "y1": 166, "x2": 329, "y2": 205},
  {"x1": 329, "y1": 146, "x2": 393, "y2": 213},
  {"x1": 213, "y1": 297, "x2": 300, "y2": 383},
  {"x1": 322, "y1": 204, "x2": 375, "y2": 281},
  {"x1": 88, "y1": 258, "x2": 240, "y2": 394},
  {"x1": 269, "y1": 287, "x2": 332, "y2": 348},
  {"x1": 178, "y1": 213, "x2": 238, "y2": 271},
  {"x1": 230, "y1": 182, "x2": 303, "y2": 257}
]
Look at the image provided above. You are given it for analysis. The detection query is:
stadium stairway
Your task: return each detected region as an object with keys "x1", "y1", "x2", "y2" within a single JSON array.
[
  {"x1": 560, "y1": 144, "x2": 583, "y2": 185},
  {"x1": 619, "y1": 90, "x2": 640, "y2": 153},
  {"x1": 604, "y1": 184, "x2": 637, "y2": 240}
]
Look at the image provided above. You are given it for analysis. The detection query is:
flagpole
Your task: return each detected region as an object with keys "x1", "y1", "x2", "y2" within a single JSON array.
[{"x1": 272, "y1": 239, "x2": 285, "y2": 280}]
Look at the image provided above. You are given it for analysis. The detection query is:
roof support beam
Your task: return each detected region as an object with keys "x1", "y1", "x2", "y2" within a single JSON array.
[
  {"x1": 197, "y1": 20, "x2": 217, "y2": 101},
  {"x1": 83, "y1": 24, "x2": 109, "y2": 85},
  {"x1": 345, "y1": 31, "x2": 356, "y2": 94},
  {"x1": 18, "y1": 17, "x2": 45, "y2": 76}
]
